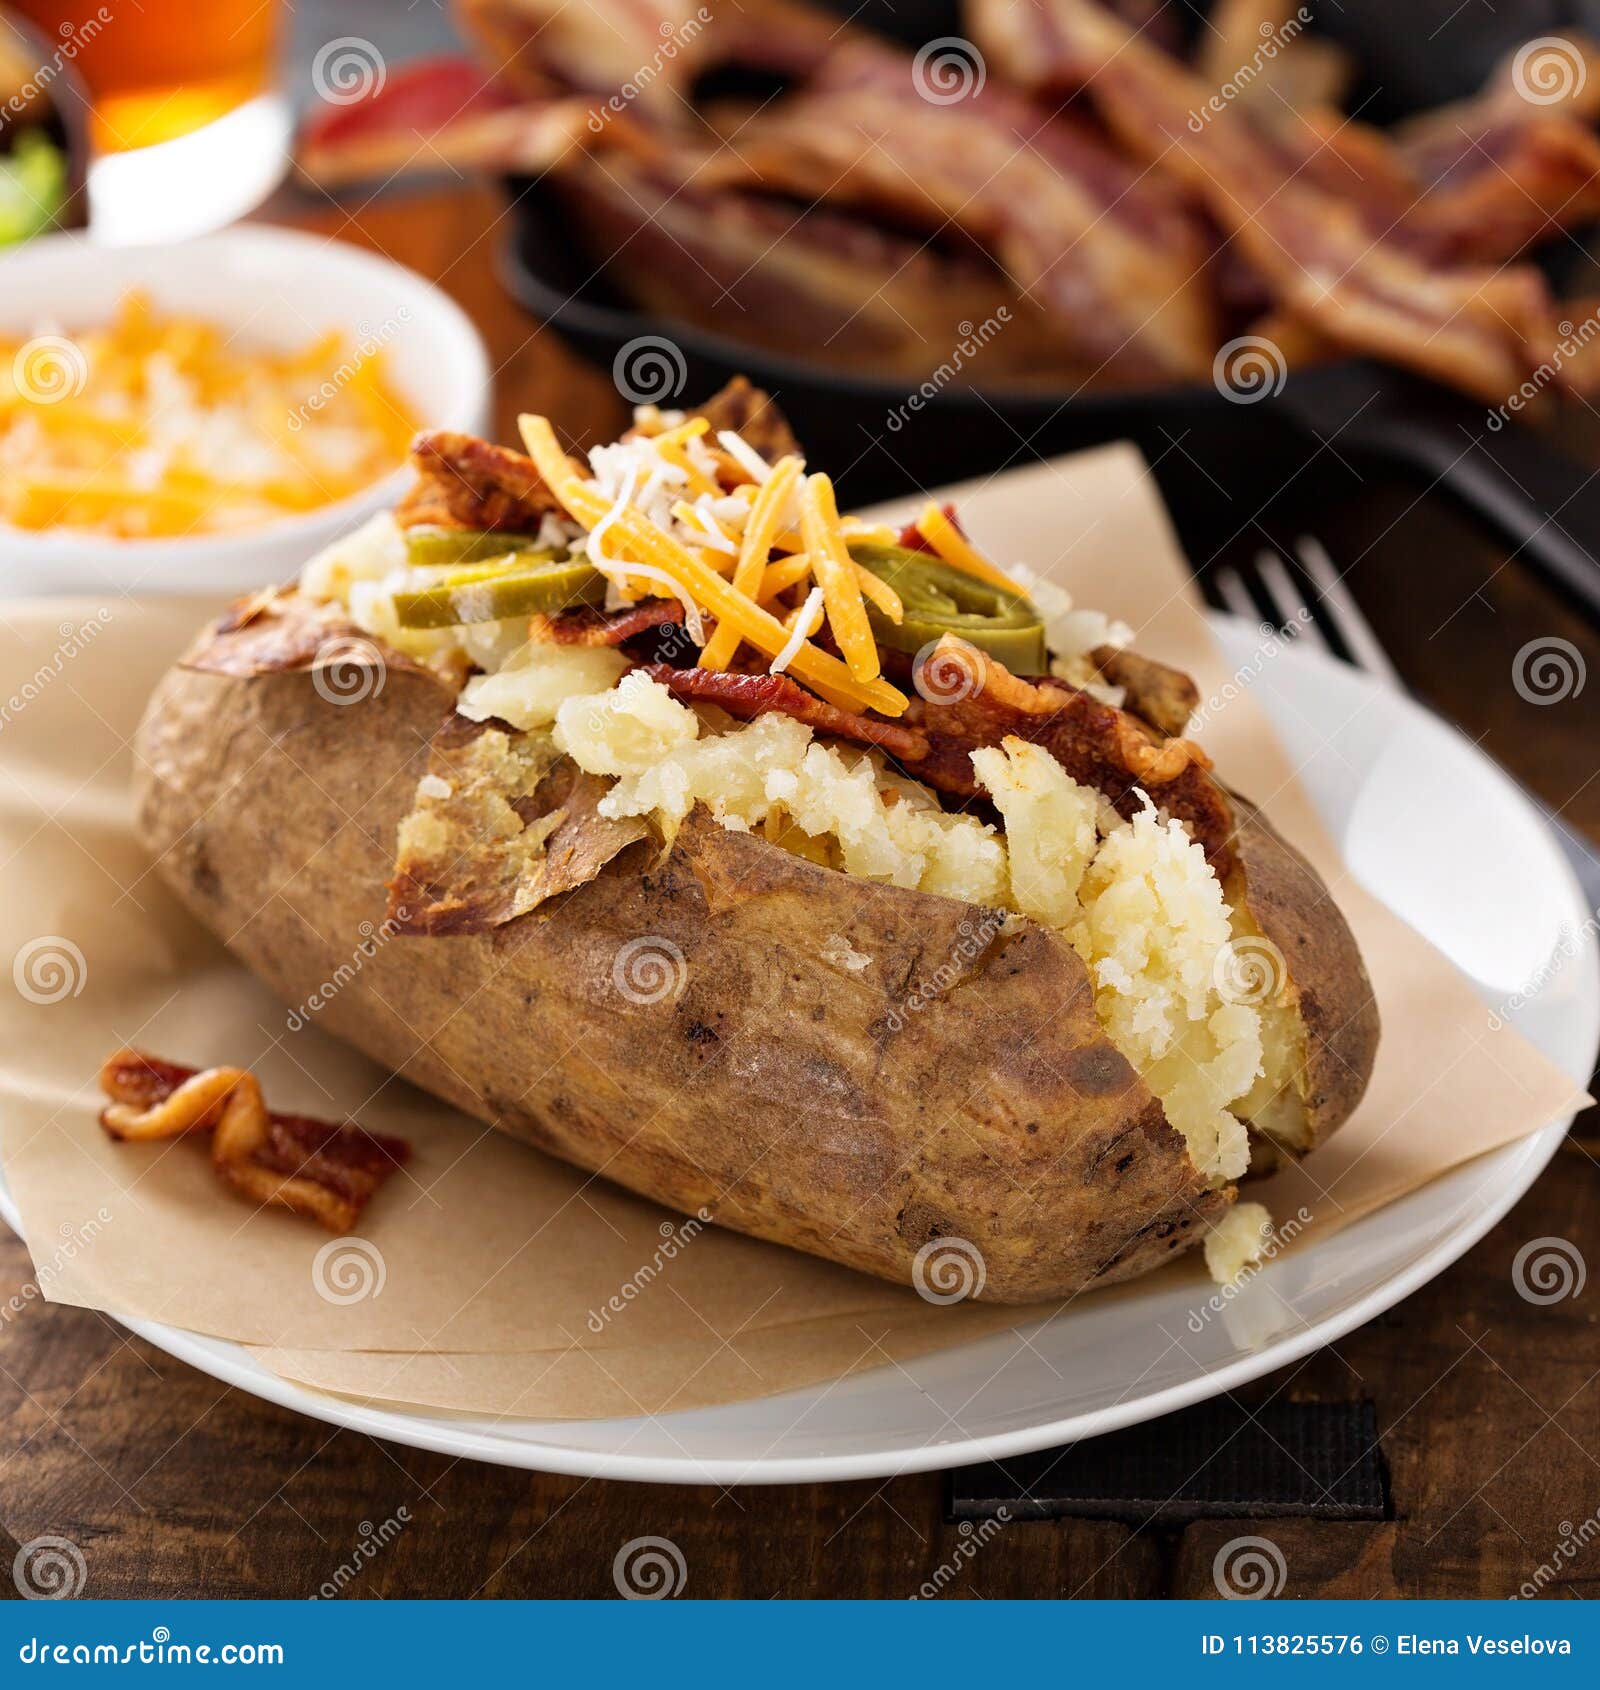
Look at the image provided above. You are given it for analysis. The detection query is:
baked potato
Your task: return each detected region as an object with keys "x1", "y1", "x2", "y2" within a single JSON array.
[{"x1": 132, "y1": 383, "x2": 1378, "y2": 1302}]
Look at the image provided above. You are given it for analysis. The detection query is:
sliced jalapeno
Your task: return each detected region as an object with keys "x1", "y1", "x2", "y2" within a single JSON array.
[
  {"x1": 847, "y1": 541, "x2": 1048, "y2": 676},
  {"x1": 401, "y1": 525, "x2": 545, "y2": 568},
  {"x1": 391, "y1": 553, "x2": 606, "y2": 628}
]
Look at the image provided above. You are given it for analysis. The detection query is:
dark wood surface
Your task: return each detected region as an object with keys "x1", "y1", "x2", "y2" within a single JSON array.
[{"x1": 2, "y1": 184, "x2": 1597, "y2": 1602}]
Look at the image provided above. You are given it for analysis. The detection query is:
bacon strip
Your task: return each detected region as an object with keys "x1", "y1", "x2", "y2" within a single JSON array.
[
  {"x1": 1398, "y1": 73, "x2": 1600, "y2": 266},
  {"x1": 641, "y1": 664, "x2": 930, "y2": 761},
  {"x1": 398, "y1": 431, "x2": 564, "y2": 534},
  {"x1": 529, "y1": 600, "x2": 686, "y2": 647},
  {"x1": 296, "y1": 56, "x2": 533, "y2": 186},
  {"x1": 644, "y1": 651, "x2": 1235, "y2": 868},
  {"x1": 915, "y1": 682, "x2": 1235, "y2": 872},
  {"x1": 708, "y1": 43, "x2": 1218, "y2": 383},
  {"x1": 99, "y1": 1050, "x2": 409, "y2": 1233},
  {"x1": 970, "y1": 0, "x2": 1562, "y2": 403}
]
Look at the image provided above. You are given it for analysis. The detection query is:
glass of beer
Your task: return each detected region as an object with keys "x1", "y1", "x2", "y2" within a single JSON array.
[{"x1": 5, "y1": 0, "x2": 287, "y2": 241}]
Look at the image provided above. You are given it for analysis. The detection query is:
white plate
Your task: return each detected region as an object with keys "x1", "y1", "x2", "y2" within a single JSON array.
[{"x1": 2, "y1": 617, "x2": 1594, "y2": 1483}]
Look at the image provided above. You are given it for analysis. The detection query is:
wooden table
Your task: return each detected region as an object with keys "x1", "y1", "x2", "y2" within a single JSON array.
[{"x1": 2, "y1": 184, "x2": 1597, "y2": 1602}]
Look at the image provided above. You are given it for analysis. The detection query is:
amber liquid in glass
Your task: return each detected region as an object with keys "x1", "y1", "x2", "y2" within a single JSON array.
[{"x1": 10, "y1": 0, "x2": 279, "y2": 152}]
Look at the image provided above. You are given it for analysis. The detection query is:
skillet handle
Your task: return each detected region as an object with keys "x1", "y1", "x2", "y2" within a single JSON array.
[{"x1": 1335, "y1": 401, "x2": 1600, "y2": 622}]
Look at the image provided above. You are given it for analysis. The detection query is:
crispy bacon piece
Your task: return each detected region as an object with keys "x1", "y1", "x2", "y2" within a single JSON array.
[
  {"x1": 296, "y1": 56, "x2": 535, "y2": 186},
  {"x1": 687, "y1": 376, "x2": 800, "y2": 465},
  {"x1": 912, "y1": 680, "x2": 1235, "y2": 872},
  {"x1": 641, "y1": 664, "x2": 930, "y2": 761},
  {"x1": 971, "y1": 0, "x2": 1563, "y2": 403},
  {"x1": 459, "y1": 0, "x2": 848, "y2": 120},
  {"x1": 554, "y1": 148, "x2": 1042, "y2": 382},
  {"x1": 1398, "y1": 78, "x2": 1600, "y2": 266},
  {"x1": 529, "y1": 600, "x2": 687, "y2": 647},
  {"x1": 401, "y1": 376, "x2": 792, "y2": 539},
  {"x1": 398, "y1": 430, "x2": 564, "y2": 534},
  {"x1": 645, "y1": 648, "x2": 1234, "y2": 868},
  {"x1": 709, "y1": 43, "x2": 1219, "y2": 383},
  {"x1": 98, "y1": 1050, "x2": 409, "y2": 1232},
  {"x1": 1091, "y1": 644, "x2": 1199, "y2": 737},
  {"x1": 1199, "y1": 2, "x2": 1352, "y2": 109}
]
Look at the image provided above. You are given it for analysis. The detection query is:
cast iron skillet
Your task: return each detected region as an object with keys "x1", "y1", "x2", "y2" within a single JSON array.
[{"x1": 496, "y1": 0, "x2": 1600, "y2": 616}]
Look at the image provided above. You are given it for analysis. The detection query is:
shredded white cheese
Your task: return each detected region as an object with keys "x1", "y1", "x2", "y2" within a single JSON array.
[
  {"x1": 770, "y1": 586, "x2": 824, "y2": 676},
  {"x1": 718, "y1": 428, "x2": 774, "y2": 485}
]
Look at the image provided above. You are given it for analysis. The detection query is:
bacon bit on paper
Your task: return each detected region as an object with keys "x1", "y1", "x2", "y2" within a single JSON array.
[{"x1": 97, "y1": 1049, "x2": 409, "y2": 1232}]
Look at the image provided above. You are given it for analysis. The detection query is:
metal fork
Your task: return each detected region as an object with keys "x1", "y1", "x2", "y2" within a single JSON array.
[{"x1": 1210, "y1": 537, "x2": 1600, "y2": 913}]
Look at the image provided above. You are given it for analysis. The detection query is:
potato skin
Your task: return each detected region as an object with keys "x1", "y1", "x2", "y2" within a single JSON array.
[
  {"x1": 133, "y1": 644, "x2": 1229, "y2": 1303},
  {"x1": 1227, "y1": 798, "x2": 1381, "y2": 1152}
]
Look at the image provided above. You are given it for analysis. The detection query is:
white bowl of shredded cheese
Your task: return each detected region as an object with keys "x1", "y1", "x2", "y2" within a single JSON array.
[{"x1": 0, "y1": 226, "x2": 491, "y2": 598}]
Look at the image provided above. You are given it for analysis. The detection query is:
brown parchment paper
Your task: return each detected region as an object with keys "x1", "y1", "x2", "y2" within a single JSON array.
[{"x1": 0, "y1": 441, "x2": 1588, "y2": 1421}]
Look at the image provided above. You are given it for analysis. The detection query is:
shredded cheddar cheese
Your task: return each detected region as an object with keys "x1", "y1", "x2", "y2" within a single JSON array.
[
  {"x1": 914, "y1": 502, "x2": 1027, "y2": 595},
  {"x1": 701, "y1": 454, "x2": 802, "y2": 670},
  {"x1": 853, "y1": 563, "x2": 904, "y2": 622},
  {"x1": 0, "y1": 291, "x2": 420, "y2": 539},
  {"x1": 759, "y1": 551, "x2": 813, "y2": 601},
  {"x1": 801, "y1": 472, "x2": 880, "y2": 685},
  {"x1": 651, "y1": 416, "x2": 721, "y2": 498},
  {"x1": 518, "y1": 414, "x2": 908, "y2": 718}
]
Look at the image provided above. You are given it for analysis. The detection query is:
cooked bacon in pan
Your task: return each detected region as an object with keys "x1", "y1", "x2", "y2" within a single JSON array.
[{"x1": 295, "y1": 0, "x2": 1600, "y2": 408}]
